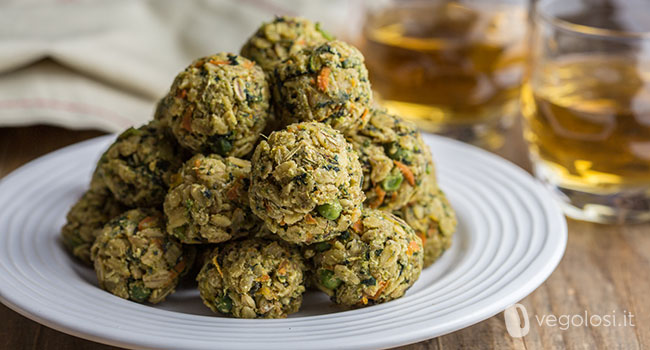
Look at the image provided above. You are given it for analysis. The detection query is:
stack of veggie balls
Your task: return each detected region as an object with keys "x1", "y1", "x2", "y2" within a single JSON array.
[{"x1": 61, "y1": 16, "x2": 457, "y2": 318}]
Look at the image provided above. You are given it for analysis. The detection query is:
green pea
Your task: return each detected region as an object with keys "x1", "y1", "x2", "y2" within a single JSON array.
[
  {"x1": 319, "y1": 269, "x2": 342, "y2": 290},
  {"x1": 216, "y1": 294, "x2": 233, "y2": 314},
  {"x1": 317, "y1": 201, "x2": 342, "y2": 220},
  {"x1": 129, "y1": 283, "x2": 151, "y2": 303},
  {"x1": 382, "y1": 173, "x2": 403, "y2": 191}
]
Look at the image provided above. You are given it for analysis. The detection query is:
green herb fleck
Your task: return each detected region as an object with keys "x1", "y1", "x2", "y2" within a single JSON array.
[
  {"x1": 119, "y1": 127, "x2": 140, "y2": 140},
  {"x1": 319, "y1": 269, "x2": 342, "y2": 290},
  {"x1": 173, "y1": 225, "x2": 187, "y2": 240},
  {"x1": 216, "y1": 294, "x2": 233, "y2": 314},
  {"x1": 383, "y1": 142, "x2": 411, "y2": 162},
  {"x1": 314, "y1": 242, "x2": 331, "y2": 252},
  {"x1": 129, "y1": 283, "x2": 151, "y2": 303},
  {"x1": 315, "y1": 22, "x2": 335, "y2": 41},
  {"x1": 210, "y1": 136, "x2": 232, "y2": 156}
]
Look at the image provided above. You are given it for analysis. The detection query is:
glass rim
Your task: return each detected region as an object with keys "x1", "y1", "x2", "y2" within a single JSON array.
[{"x1": 536, "y1": 0, "x2": 650, "y2": 40}]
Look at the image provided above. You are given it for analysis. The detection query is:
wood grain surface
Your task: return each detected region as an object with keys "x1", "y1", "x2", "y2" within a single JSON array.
[{"x1": 0, "y1": 125, "x2": 647, "y2": 350}]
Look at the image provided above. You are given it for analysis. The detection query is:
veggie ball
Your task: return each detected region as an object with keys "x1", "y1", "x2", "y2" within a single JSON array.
[
  {"x1": 346, "y1": 108, "x2": 436, "y2": 210},
  {"x1": 164, "y1": 153, "x2": 261, "y2": 244},
  {"x1": 309, "y1": 209, "x2": 423, "y2": 307},
  {"x1": 97, "y1": 121, "x2": 183, "y2": 207},
  {"x1": 61, "y1": 176, "x2": 126, "y2": 265},
  {"x1": 197, "y1": 238, "x2": 306, "y2": 319},
  {"x1": 161, "y1": 53, "x2": 271, "y2": 157},
  {"x1": 272, "y1": 40, "x2": 372, "y2": 133},
  {"x1": 91, "y1": 208, "x2": 191, "y2": 304},
  {"x1": 394, "y1": 186, "x2": 457, "y2": 267},
  {"x1": 240, "y1": 16, "x2": 331, "y2": 72},
  {"x1": 249, "y1": 122, "x2": 365, "y2": 244}
]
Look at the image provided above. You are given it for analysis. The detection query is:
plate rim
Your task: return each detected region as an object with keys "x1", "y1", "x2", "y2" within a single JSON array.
[{"x1": 0, "y1": 133, "x2": 567, "y2": 350}]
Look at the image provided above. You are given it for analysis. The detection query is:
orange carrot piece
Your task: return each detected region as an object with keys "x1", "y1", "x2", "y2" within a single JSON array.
[
  {"x1": 360, "y1": 108, "x2": 369, "y2": 124},
  {"x1": 208, "y1": 59, "x2": 229, "y2": 66},
  {"x1": 182, "y1": 109, "x2": 193, "y2": 132},
  {"x1": 304, "y1": 213, "x2": 317, "y2": 224},
  {"x1": 418, "y1": 232, "x2": 427, "y2": 246},
  {"x1": 277, "y1": 260, "x2": 288, "y2": 276},
  {"x1": 212, "y1": 256, "x2": 224, "y2": 278},
  {"x1": 369, "y1": 185, "x2": 386, "y2": 209},
  {"x1": 352, "y1": 219, "x2": 364, "y2": 233},
  {"x1": 177, "y1": 89, "x2": 187, "y2": 99},
  {"x1": 161, "y1": 259, "x2": 187, "y2": 285},
  {"x1": 406, "y1": 239, "x2": 421, "y2": 256},
  {"x1": 150, "y1": 238, "x2": 163, "y2": 247},
  {"x1": 226, "y1": 182, "x2": 240, "y2": 201},
  {"x1": 317, "y1": 67, "x2": 331, "y2": 91},
  {"x1": 394, "y1": 160, "x2": 415, "y2": 186},
  {"x1": 369, "y1": 281, "x2": 388, "y2": 300},
  {"x1": 256, "y1": 274, "x2": 270, "y2": 282},
  {"x1": 172, "y1": 259, "x2": 186, "y2": 275},
  {"x1": 138, "y1": 216, "x2": 156, "y2": 230}
]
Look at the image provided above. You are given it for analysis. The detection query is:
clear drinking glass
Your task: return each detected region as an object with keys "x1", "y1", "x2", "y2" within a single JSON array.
[
  {"x1": 359, "y1": 0, "x2": 529, "y2": 151},
  {"x1": 523, "y1": 0, "x2": 650, "y2": 223}
]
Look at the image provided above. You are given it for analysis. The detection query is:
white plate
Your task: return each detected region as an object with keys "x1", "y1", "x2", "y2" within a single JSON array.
[{"x1": 0, "y1": 134, "x2": 566, "y2": 350}]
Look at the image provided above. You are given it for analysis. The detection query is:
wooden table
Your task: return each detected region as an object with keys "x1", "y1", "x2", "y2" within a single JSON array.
[{"x1": 0, "y1": 125, "x2": 647, "y2": 349}]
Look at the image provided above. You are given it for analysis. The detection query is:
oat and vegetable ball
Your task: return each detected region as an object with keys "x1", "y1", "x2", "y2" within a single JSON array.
[
  {"x1": 91, "y1": 208, "x2": 191, "y2": 304},
  {"x1": 346, "y1": 109, "x2": 436, "y2": 210},
  {"x1": 249, "y1": 122, "x2": 365, "y2": 244},
  {"x1": 97, "y1": 121, "x2": 183, "y2": 208},
  {"x1": 197, "y1": 238, "x2": 306, "y2": 318},
  {"x1": 272, "y1": 40, "x2": 372, "y2": 133},
  {"x1": 241, "y1": 16, "x2": 331, "y2": 72},
  {"x1": 395, "y1": 186, "x2": 457, "y2": 267},
  {"x1": 160, "y1": 53, "x2": 271, "y2": 157},
  {"x1": 164, "y1": 153, "x2": 261, "y2": 244},
  {"x1": 61, "y1": 177, "x2": 126, "y2": 265},
  {"x1": 309, "y1": 209, "x2": 423, "y2": 307}
]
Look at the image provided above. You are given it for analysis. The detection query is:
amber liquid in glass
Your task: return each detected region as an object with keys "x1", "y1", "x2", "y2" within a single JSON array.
[
  {"x1": 361, "y1": 1, "x2": 527, "y2": 149},
  {"x1": 522, "y1": 55, "x2": 650, "y2": 220}
]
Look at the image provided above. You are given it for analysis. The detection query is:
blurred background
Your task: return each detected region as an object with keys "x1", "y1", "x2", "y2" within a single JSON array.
[
  {"x1": 0, "y1": 0, "x2": 648, "y2": 223},
  {"x1": 0, "y1": 0, "x2": 362, "y2": 131}
]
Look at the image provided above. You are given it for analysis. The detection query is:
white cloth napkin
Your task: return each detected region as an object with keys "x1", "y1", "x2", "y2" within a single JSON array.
[{"x1": 0, "y1": 0, "x2": 361, "y2": 132}]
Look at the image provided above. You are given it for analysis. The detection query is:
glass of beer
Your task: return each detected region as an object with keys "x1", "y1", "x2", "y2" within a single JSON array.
[
  {"x1": 523, "y1": 0, "x2": 650, "y2": 223},
  {"x1": 360, "y1": 0, "x2": 529, "y2": 150}
]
